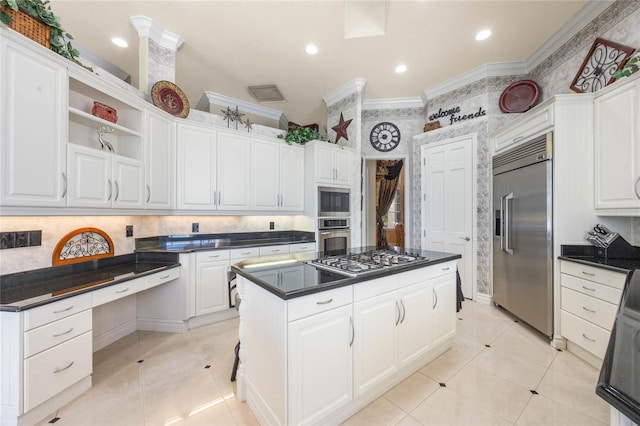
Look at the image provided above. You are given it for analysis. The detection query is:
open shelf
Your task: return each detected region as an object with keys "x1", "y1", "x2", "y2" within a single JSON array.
[{"x1": 68, "y1": 107, "x2": 141, "y2": 137}]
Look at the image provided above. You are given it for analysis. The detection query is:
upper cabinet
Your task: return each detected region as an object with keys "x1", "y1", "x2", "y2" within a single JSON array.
[
  {"x1": 306, "y1": 140, "x2": 353, "y2": 187},
  {"x1": 217, "y1": 131, "x2": 252, "y2": 210},
  {"x1": 0, "y1": 35, "x2": 67, "y2": 207},
  {"x1": 251, "y1": 137, "x2": 304, "y2": 211},
  {"x1": 145, "y1": 109, "x2": 176, "y2": 210},
  {"x1": 492, "y1": 101, "x2": 554, "y2": 154},
  {"x1": 594, "y1": 74, "x2": 640, "y2": 215}
]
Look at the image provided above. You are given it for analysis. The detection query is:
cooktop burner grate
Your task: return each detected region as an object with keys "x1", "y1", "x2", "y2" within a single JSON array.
[{"x1": 309, "y1": 249, "x2": 428, "y2": 277}]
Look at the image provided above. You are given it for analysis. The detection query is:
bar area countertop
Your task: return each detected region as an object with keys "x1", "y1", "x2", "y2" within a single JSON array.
[
  {"x1": 231, "y1": 246, "x2": 461, "y2": 299},
  {"x1": 135, "y1": 230, "x2": 315, "y2": 253},
  {"x1": 0, "y1": 252, "x2": 180, "y2": 311}
]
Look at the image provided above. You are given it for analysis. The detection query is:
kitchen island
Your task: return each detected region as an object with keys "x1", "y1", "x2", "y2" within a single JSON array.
[{"x1": 231, "y1": 248, "x2": 461, "y2": 426}]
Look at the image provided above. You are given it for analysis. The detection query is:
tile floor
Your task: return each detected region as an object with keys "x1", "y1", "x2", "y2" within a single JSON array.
[{"x1": 42, "y1": 301, "x2": 610, "y2": 425}]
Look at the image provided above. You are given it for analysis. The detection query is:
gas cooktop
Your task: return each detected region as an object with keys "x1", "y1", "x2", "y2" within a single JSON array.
[{"x1": 309, "y1": 249, "x2": 429, "y2": 277}]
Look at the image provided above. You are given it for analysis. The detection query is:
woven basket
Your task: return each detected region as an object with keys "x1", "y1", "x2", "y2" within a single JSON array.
[{"x1": 1, "y1": 7, "x2": 50, "y2": 48}]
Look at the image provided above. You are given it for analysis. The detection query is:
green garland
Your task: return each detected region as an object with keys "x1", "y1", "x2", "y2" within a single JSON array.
[{"x1": 1, "y1": 0, "x2": 92, "y2": 71}]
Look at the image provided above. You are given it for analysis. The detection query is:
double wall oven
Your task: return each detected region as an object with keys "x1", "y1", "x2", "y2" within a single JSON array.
[{"x1": 317, "y1": 186, "x2": 351, "y2": 256}]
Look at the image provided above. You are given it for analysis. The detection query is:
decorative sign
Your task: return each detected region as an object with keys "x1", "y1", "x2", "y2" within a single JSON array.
[{"x1": 428, "y1": 106, "x2": 486, "y2": 126}]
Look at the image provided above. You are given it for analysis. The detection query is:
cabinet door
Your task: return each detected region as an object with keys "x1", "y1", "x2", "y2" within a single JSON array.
[
  {"x1": 334, "y1": 148, "x2": 352, "y2": 185},
  {"x1": 251, "y1": 137, "x2": 279, "y2": 210},
  {"x1": 397, "y1": 281, "x2": 431, "y2": 367},
  {"x1": 145, "y1": 111, "x2": 175, "y2": 209},
  {"x1": 217, "y1": 131, "x2": 251, "y2": 210},
  {"x1": 315, "y1": 144, "x2": 336, "y2": 183},
  {"x1": 0, "y1": 39, "x2": 67, "y2": 207},
  {"x1": 67, "y1": 145, "x2": 111, "y2": 208},
  {"x1": 594, "y1": 81, "x2": 640, "y2": 210},
  {"x1": 195, "y1": 261, "x2": 229, "y2": 316},
  {"x1": 353, "y1": 291, "x2": 398, "y2": 397},
  {"x1": 280, "y1": 144, "x2": 304, "y2": 211},
  {"x1": 112, "y1": 156, "x2": 144, "y2": 209},
  {"x1": 431, "y1": 273, "x2": 457, "y2": 346},
  {"x1": 288, "y1": 304, "x2": 353, "y2": 425},
  {"x1": 176, "y1": 124, "x2": 216, "y2": 209}
]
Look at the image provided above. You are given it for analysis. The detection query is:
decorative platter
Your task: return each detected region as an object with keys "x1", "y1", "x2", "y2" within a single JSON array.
[
  {"x1": 151, "y1": 80, "x2": 190, "y2": 118},
  {"x1": 499, "y1": 80, "x2": 541, "y2": 113}
]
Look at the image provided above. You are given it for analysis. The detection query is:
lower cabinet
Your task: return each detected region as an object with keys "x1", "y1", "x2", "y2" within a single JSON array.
[
  {"x1": 288, "y1": 304, "x2": 353, "y2": 425},
  {"x1": 195, "y1": 251, "x2": 231, "y2": 316}
]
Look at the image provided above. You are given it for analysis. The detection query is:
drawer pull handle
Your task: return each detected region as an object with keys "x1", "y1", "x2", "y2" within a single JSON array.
[
  {"x1": 582, "y1": 271, "x2": 596, "y2": 276},
  {"x1": 159, "y1": 274, "x2": 170, "y2": 279},
  {"x1": 349, "y1": 316, "x2": 355, "y2": 347},
  {"x1": 53, "y1": 361, "x2": 74, "y2": 374},
  {"x1": 53, "y1": 305, "x2": 74, "y2": 314},
  {"x1": 582, "y1": 285, "x2": 596, "y2": 291},
  {"x1": 582, "y1": 333, "x2": 596, "y2": 342},
  {"x1": 582, "y1": 306, "x2": 596, "y2": 314},
  {"x1": 442, "y1": 267, "x2": 450, "y2": 271},
  {"x1": 209, "y1": 255, "x2": 220, "y2": 258},
  {"x1": 115, "y1": 288, "x2": 129, "y2": 294},
  {"x1": 241, "y1": 252, "x2": 251, "y2": 255},
  {"x1": 316, "y1": 298, "x2": 333, "y2": 305},
  {"x1": 53, "y1": 327, "x2": 74, "y2": 337},
  {"x1": 513, "y1": 136, "x2": 525, "y2": 143},
  {"x1": 272, "y1": 249, "x2": 281, "y2": 252}
]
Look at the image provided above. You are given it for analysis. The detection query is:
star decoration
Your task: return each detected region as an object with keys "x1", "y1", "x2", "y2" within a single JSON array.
[{"x1": 332, "y1": 113, "x2": 353, "y2": 143}]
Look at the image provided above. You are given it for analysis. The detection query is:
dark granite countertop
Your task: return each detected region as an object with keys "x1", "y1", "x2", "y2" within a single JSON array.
[
  {"x1": 231, "y1": 247, "x2": 461, "y2": 300},
  {"x1": 0, "y1": 252, "x2": 180, "y2": 312},
  {"x1": 135, "y1": 230, "x2": 315, "y2": 253},
  {"x1": 559, "y1": 244, "x2": 640, "y2": 274}
]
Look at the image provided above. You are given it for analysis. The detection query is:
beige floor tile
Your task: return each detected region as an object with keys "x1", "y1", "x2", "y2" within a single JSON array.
[
  {"x1": 516, "y1": 394, "x2": 607, "y2": 426},
  {"x1": 418, "y1": 335, "x2": 485, "y2": 383},
  {"x1": 396, "y1": 414, "x2": 423, "y2": 425},
  {"x1": 548, "y1": 350, "x2": 601, "y2": 387},
  {"x1": 455, "y1": 309, "x2": 514, "y2": 345},
  {"x1": 341, "y1": 397, "x2": 407, "y2": 426},
  {"x1": 446, "y1": 365, "x2": 532, "y2": 422},
  {"x1": 141, "y1": 345, "x2": 208, "y2": 389},
  {"x1": 469, "y1": 347, "x2": 548, "y2": 389},
  {"x1": 383, "y1": 372, "x2": 440, "y2": 413},
  {"x1": 490, "y1": 323, "x2": 558, "y2": 368},
  {"x1": 410, "y1": 388, "x2": 513, "y2": 426},
  {"x1": 536, "y1": 368, "x2": 610, "y2": 424},
  {"x1": 223, "y1": 393, "x2": 261, "y2": 426}
]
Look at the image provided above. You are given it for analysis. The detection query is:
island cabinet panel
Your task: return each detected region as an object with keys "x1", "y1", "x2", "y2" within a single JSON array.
[
  {"x1": 431, "y1": 271, "x2": 457, "y2": 346},
  {"x1": 288, "y1": 304, "x2": 353, "y2": 425},
  {"x1": 397, "y1": 281, "x2": 433, "y2": 366}
]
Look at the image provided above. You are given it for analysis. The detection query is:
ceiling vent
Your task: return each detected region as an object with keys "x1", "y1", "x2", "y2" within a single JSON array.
[{"x1": 247, "y1": 84, "x2": 285, "y2": 103}]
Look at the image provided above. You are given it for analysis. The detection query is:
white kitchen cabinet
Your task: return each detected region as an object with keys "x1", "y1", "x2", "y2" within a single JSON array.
[
  {"x1": 288, "y1": 304, "x2": 353, "y2": 425},
  {"x1": 217, "y1": 131, "x2": 252, "y2": 210},
  {"x1": 397, "y1": 281, "x2": 432, "y2": 366},
  {"x1": 251, "y1": 137, "x2": 304, "y2": 211},
  {"x1": 0, "y1": 35, "x2": 67, "y2": 207},
  {"x1": 67, "y1": 144, "x2": 144, "y2": 209},
  {"x1": 195, "y1": 250, "x2": 231, "y2": 316},
  {"x1": 145, "y1": 109, "x2": 175, "y2": 209},
  {"x1": 594, "y1": 74, "x2": 640, "y2": 214},
  {"x1": 492, "y1": 102, "x2": 554, "y2": 154},
  {"x1": 176, "y1": 122, "x2": 217, "y2": 209},
  {"x1": 306, "y1": 140, "x2": 353, "y2": 186},
  {"x1": 431, "y1": 271, "x2": 457, "y2": 346}
]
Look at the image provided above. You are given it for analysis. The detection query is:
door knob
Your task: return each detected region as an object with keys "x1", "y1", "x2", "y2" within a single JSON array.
[{"x1": 459, "y1": 236, "x2": 470, "y2": 241}]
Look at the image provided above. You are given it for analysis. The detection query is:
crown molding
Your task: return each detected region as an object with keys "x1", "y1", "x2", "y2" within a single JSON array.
[
  {"x1": 421, "y1": 62, "x2": 528, "y2": 101},
  {"x1": 526, "y1": 0, "x2": 613, "y2": 70},
  {"x1": 129, "y1": 16, "x2": 184, "y2": 52},
  {"x1": 363, "y1": 97, "x2": 423, "y2": 110},
  {"x1": 323, "y1": 78, "x2": 367, "y2": 107},
  {"x1": 197, "y1": 91, "x2": 288, "y2": 128}
]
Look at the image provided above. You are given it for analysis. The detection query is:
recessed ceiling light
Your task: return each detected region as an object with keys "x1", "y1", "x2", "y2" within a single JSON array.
[
  {"x1": 475, "y1": 29, "x2": 491, "y2": 41},
  {"x1": 395, "y1": 64, "x2": 407, "y2": 74},
  {"x1": 305, "y1": 44, "x2": 318, "y2": 55},
  {"x1": 111, "y1": 37, "x2": 129, "y2": 48}
]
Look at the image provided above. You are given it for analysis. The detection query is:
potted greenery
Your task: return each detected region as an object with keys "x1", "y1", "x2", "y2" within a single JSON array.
[
  {"x1": 278, "y1": 126, "x2": 323, "y2": 146},
  {"x1": 613, "y1": 54, "x2": 639, "y2": 79},
  {"x1": 0, "y1": 0, "x2": 91, "y2": 70}
]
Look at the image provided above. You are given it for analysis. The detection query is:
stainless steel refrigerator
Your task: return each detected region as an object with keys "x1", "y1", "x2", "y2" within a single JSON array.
[{"x1": 493, "y1": 133, "x2": 553, "y2": 337}]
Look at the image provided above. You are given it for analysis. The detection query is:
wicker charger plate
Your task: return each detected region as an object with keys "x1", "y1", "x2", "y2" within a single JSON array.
[{"x1": 151, "y1": 80, "x2": 190, "y2": 118}]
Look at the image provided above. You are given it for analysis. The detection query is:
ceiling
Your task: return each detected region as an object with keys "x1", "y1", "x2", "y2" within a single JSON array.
[{"x1": 49, "y1": 1, "x2": 590, "y2": 129}]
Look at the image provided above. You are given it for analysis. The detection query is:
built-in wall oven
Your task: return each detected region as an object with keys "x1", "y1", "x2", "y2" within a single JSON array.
[
  {"x1": 318, "y1": 218, "x2": 350, "y2": 256},
  {"x1": 318, "y1": 186, "x2": 350, "y2": 217}
]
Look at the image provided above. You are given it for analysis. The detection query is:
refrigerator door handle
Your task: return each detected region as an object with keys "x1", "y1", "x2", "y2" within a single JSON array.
[
  {"x1": 500, "y1": 194, "x2": 505, "y2": 252},
  {"x1": 504, "y1": 192, "x2": 514, "y2": 255}
]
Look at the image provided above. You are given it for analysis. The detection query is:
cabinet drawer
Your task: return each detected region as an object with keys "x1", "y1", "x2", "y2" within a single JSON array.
[
  {"x1": 24, "y1": 331, "x2": 92, "y2": 412},
  {"x1": 23, "y1": 293, "x2": 92, "y2": 331},
  {"x1": 24, "y1": 310, "x2": 92, "y2": 358},
  {"x1": 145, "y1": 267, "x2": 180, "y2": 289},
  {"x1": 560, "y1": 261, "x2": 627, "y2": 289},
  {"x1": 430, "y1": 261, "x2": 457, "y2": 279},
  {"x1": 561, "y1": 287, "x2": 617, "y2": 331},
  {"x1": 196, "y1": 250, "x2": 230, "y2": 263},
  {"x1": 288, "y1": 286, "x2": 353, "y2": 322},
  {"x1": 560, "y1": 310, "x2": 610, "y2": 359},
  {"x1": 259, "y1": 245, "x2": 290, "y2": 256},
  {"x1": 230, "y1": 247, "x2": 260, "y2": 260},
  {"x1": 560, "y1": 273, "x2": 622, "y2": 305},
  {"x1": 493, "y1": 103, "x2": 553, "y2": 153},
  {"x1": 92, "y1": 278, "x2": 145, "y2": 307},
  {"x1": 353, "y1": 275, "x2": 399, "y2": 302},
  {"x1": 289, "y1": 243, "x2": 316, "y2": 254}
]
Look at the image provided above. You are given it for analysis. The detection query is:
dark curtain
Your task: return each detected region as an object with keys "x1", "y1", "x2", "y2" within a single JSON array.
[{"x1": 376, "y1": 160, "x2": 403, "y2": 248}]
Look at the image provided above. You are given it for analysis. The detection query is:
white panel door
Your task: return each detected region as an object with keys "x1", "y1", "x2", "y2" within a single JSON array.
[
  {"x1": 431, "y1": 273, "x2": 457, "y2": 346},
  {"x1": 67, "y1": 145, "x2": 111, "y2": 208},
  {"x1": 334, "y1": 148, "x2": 352, "y2": 185},
  {"x1": 422, "y1": 135, "x2": 474, "y2": 299},
  {"x1": 195, "y1": 261, "x2": 229, "y2": 316},
  {"x1": 145, "y1": 110, "x2": 175, "y2": 209},
  {"x1": 251, "y1": 137, "x2": 279, "y2": 210},
  {"x1": 112, "y1": 156, "x2": 144, "y2": 209},
  {"x1": 176, "y1": 124, "x2": 216, "y2": 209},
  {"x1": 397, "y1": 281, "x2": 431, "y2": 367},
  {"x1": 217, "y1": 131, "x2": 251, "y2": 210},
  {"x1": 280, "y1": 144, "x2": 305, "y2": 210}
]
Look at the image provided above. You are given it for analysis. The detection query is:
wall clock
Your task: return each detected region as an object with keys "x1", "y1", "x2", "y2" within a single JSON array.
[
  {"x1": 570, "y1": 38, "x2": 635, "y2": 93},
  {"x1": 370, "y1": 122, "x2": 401, "y2": 152}
]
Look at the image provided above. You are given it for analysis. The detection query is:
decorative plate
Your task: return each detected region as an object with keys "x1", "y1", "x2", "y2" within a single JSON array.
[
  {"x1": 499, "y1": 80, "x2": 541, "y2": 113},
  {"x1": 151, "y1": 80, "x2": 190, "y2": 118}
]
